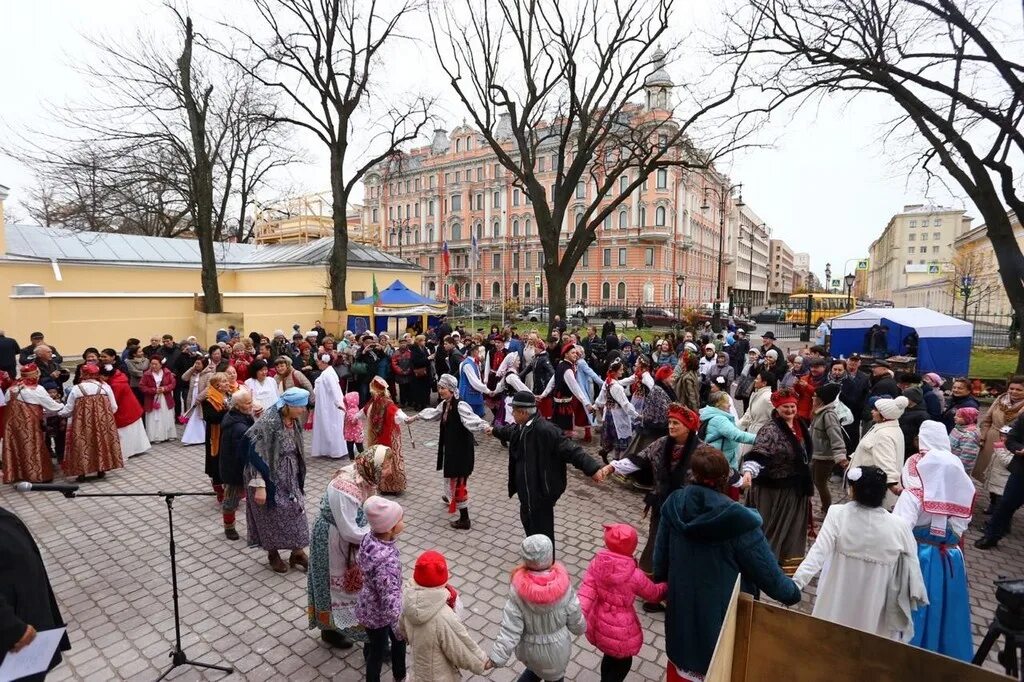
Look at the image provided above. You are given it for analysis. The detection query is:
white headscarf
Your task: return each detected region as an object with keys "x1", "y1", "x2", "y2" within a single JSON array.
[
  {"x1": 496, "y1": 351, "x2": 520, "y2": 378},
  {"x1": 904, "y1": 420, "x2": 975, "y2": 536}
]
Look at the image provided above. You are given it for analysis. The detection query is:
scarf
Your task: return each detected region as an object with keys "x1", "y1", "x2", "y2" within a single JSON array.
[
  {"x1": 905, "y1": 421, "x2": 975, "y2": 536},
  {"x1": 206, "y1": 385, "x2": 228, "y2": 457},
  {"x1": 997, "y1": 391, "x2": 1024, "y2": 418},
  {"x1": 367, "y1": 393, "x2": 393, "y2": 446},
  {"x1": 244, "y1": 406, "x2": 305, "y2": 506}
]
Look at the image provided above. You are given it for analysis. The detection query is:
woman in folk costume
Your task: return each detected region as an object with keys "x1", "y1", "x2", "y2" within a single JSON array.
[
  {"x1": 59, "y1": 364, "x2": 123, "y2": 481},
  {"x1": 548, "y1": 344, "x2": 594, "y2": 440},
  {"x1": 180, "y1": 355, "x2": 208, "y2": 446},
  {"x1": 307, "y1": 447, "x2": 387, "y2": 649},
  {"x1": 139, "y1": 356, "x2": 177, "y2": 443},
  {"x1": 483, "y1": 336, "x2": 507, "y2": 419},
  {"x1": 99, "y1": 363, "x2": 150, "y2": 458},
  {"x1": 311, "y1": 353, "x2": 347, "y2": 459},
  {"x1": 411, "y1": 374, "x2": 490, "y2": 530},
  {"x1": 243, "y1": 359, "x2": 280, "y2": 413},
  {"x1": 619, "y1": 364, "x2": 672, "y2": 477},
  {"x1": 362, "y1": 376, "x2": 412, "y2": 494},
  {"x1": 893, "y1": 420, "x2": 976, "y2": 662},
  {"x1": 0, "y1": 369, "x2": 11, "y2": 443},
  {"x1": 244, "y1": 387, "x2": 312, "y2": 574},
  {"x1": 739, "y1": 388, "x2": 813, "y2": 568},
  {"x1": 2, "y1": 364, "x2": 63, "y2": 484},
  {"x1": 595, "y1": 359, "x2": 641, "y2": 464},
  {"x1": 201, "y1": 372, "x2": 231, "y2": 503},
  {"x1": 492, "y1": 352, "x2": 527, "y2": 428},
  {"x1": 793, "y1": 465, "x2": 927, "y2": 640}
]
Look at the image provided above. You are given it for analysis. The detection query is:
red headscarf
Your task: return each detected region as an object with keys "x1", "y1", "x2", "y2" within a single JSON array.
[
  {"x1": 668, "y1": 403, "x2": 699, "y2": 432},
  {"x1": 654, "y1": 365, "x2": 674, "y2": 384},
  {"x1": 20, "y1": 363, "x2": 40, "y2": 388},
  {"x1": 80, "y1": 364, "x2": 100, "y2": 379},
  {"x1": 771, "y1": 389, "x2": 799, "y2": 408}
]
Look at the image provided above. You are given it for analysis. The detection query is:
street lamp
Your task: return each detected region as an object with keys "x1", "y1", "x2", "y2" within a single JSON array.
[
  {"x1": 676, "y1": 274, "x2": 686, "y2": 325},
  {"x1": 844, "y1": 273, "x2": 856, "y2": 310},
  {"x1": 509, "y1": 235, "x2": 526, "y2": 309},
  {"x1": 389, "y1": 218, "x2": 412, "y2": 258},
  {"x1": 701, "y1": 181, "x2": 744, "y2": 332},
  {"x1": 824, "y1": 262, "x2": 831, "y2": 294}
]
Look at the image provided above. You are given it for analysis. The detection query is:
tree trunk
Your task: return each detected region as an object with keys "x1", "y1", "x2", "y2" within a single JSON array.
[
  {"x1": 328, "y1": 147, "x2": 349, "y2": 311},
  {"x1": 545, "y1": 264, "x2": 567, "y2": 335},
  {"x1": 177, "y1": 17, "x2": 222, "y2": 314}
]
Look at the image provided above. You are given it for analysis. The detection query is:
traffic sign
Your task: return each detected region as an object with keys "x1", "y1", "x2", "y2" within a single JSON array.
[
  {"x1": 856, "y1": 259, "x2": 869, "y2": 270},
  {"x1": 961, "y1": 276, "x2": 974, "y2": 287},
  {"x1": 928, "y1": 265, "x2": 939, "y2": 274},
  {"x1": 831, "y1": 279, "x2": 841, "y2": 288}
]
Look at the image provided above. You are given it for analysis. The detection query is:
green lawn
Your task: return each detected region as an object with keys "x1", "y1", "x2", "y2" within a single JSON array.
[{"x1": 971, "y1": 348, "x2": 1019, "y2": 378}]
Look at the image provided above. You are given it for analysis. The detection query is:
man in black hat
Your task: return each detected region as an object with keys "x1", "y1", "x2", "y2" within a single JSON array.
[
  {"x1": 759, "y1": 330, "x2": 787, "y2": 376},
  {"x1": 487, "y1": 390, "x2": 606, "y2": 550}
]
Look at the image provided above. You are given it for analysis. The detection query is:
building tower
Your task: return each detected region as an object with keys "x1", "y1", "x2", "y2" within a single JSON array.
[{"x1": 644, "y1": 48, "x2": 673, "y2": 111}]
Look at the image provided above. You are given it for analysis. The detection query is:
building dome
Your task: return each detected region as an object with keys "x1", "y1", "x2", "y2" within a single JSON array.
[{"x1": 644, "y1": 48, "x2": 673, "y2": 89}]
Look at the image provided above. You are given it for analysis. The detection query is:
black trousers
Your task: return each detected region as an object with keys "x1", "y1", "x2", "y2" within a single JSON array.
[
  {"x1": 600, "y1": 654, "x2": 633, "y2": 682},
  {"x1": 364, "y1": 626, "x2": 406, "y2": 682},
  {"x1": 843, "y1": 420, "x2": 861, "y2": 453},
  {"x1": 985, "y1": 469, "x2": 1024, "y2": 540},
  {"x1": 518, "y1": 670, "x2": 563, "y2": 682},
  {"x1": 172, "y1": 380, "x2": 188, "y2": 418},
  {"x1": 520, "y1": 500, "x2": 556, "y2": 554}
]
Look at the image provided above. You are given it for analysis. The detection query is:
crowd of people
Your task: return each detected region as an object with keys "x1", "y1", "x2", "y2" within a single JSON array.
[{"x1": 0, "y1": 314, "x2": 1008, "y2": 680}]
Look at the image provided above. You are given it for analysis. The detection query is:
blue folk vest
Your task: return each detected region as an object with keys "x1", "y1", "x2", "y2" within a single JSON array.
[{"x1": 459, "y1": 358, "x2": 484, "y2": 408}]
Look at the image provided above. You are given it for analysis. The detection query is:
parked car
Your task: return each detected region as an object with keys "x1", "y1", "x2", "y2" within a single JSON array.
[
  {"x1": 636, "y1": 307, "x2": 679, "y2": 328},
  {"x1": 732, "y1": 317, "x2": 758, "y2": 332},
  {"x1": 753, "y1": 308, "x2": 786, "y2": 323},
  {"x1": 565, "y1": 303, "x2": 591, "y2": 319},
  {"x1": 595, "y1": 306, "x2": 631, "y2": 319},
  {"x1": 522, "y1": 306, "x2": 550, "y2": 322}
]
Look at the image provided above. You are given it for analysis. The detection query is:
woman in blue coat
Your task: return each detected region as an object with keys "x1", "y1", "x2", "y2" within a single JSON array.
[
  {"x1": 698, "y1": 393, "x2": 756, "y2": 471},
  {"x1": 654, "y1": 445, "x2": 800, "y2": 681}
]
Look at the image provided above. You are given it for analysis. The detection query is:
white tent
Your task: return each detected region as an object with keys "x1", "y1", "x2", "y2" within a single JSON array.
[{"x1": 830, "y1": 307, "x2": 973, "y2": 375}]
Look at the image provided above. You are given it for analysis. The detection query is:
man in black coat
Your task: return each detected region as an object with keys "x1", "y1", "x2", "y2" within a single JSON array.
[
  {"x1": 0, "y1": 506, "x2": 71, "y2": 679},
  {"x1": 0, "y1": 329, "x2": 19, "y2": 379},
  {"x1": 218, "y1": 392, "x2": 256, "y2": 541},
  {"x1": 489, "y1": 391, "x2": 606, "y2": 551},
  {"x1": 729, "y1": 329, "x2": 750, "y2": 375}
]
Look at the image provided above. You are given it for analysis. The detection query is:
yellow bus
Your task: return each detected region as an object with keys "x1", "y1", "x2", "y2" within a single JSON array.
[{"x1": 784, "y1": 293, "x2": 856, "y2": 327}]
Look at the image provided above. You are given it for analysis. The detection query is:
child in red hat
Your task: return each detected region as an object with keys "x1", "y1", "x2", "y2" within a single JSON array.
[
  {"x1": 578, "y1": 524, "x2": 667, "y2": 682},
  {"x1": 398, "y1": 550, "x2": 489, "y2": 681}
]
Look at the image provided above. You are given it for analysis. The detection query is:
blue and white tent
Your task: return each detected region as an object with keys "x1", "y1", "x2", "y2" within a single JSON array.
[{"x1": 829, "y1": 307, "x2": 973, "y2": 376}]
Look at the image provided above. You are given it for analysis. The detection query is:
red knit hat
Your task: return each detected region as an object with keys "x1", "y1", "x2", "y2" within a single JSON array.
[
  {"x1": 603, "y1": 523, "x2": 638, "y2": 556},
  {"x1": 413, "y1": 550, "x2": 449, "y2": 588},
  {"x1": 667, "y1": 403, "x2": 699, "y2": 432},
  {"x1": 654, "y1": 366, "x2": 674, "y2": 384},
  {"x1": 770, "y1": 389, "x2": 798, "y2": 408}
]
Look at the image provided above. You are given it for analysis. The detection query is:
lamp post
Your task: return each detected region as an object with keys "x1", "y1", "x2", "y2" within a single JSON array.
[
  {"x1": 509, "y1": 235, "x2": 526, "y2": 309},
  {"x1": 824, "y1": 262, "x2": 831, "y2": 294},
  {"x1": 844, "y1": 273, "x2": 856, "y2": 310},
  {"x1": 701, "y1": 181, "x2": 744, "y2": 332},
  {"x1": 676, "y1": 274, "x2": 686, "y2": 326},
  {"x1": 389, "y1": 218, "x2": 412, "y2": 258}
]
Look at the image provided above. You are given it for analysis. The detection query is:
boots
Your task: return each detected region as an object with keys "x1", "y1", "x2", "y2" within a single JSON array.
[
  {"x1": 320, "y1": 629, "x2": 353, "y2": 650},
  {"x1": 450, "y1": 508, "x2": 471, "y2": 530},
  {"x1": 289, "y1": 550, "x2": 309, "y2": 572},
  {"x1": 984, "y1": 493, "x2": 1001, "y2": 515},
  {"x1": 224, "y1": 525, "x2": 240, "y2": 541},
  {"x1": 268, "y1": 550, "x2": 288, "y2": 573},
  {"x1": 583, "y1": 427, "x2": 592, "y2": 444}
]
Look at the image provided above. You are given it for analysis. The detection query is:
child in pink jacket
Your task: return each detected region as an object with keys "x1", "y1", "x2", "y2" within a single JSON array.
[
  {"x1": 343, "y1": 392, "x2": 364, "y2": 459},
  {"x1": 579, "y1": 523, "x2": 667, "y2": 682}
]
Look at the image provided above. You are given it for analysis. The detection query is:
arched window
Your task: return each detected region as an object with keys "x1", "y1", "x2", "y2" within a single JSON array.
[
  {"x1": 655, "y1": 206, "x2": 666, "y2": 226},
  {"x1": 412, "y1": 230, "x2": 419, "y2": 244},
  {"x1": 524, "y1": 283, "x2": 531, "y2": 299},
  {"x1": 492, "y1": 282, "x2": 501, "y2": 298},
  {"x1": 618, "y1": 210, "x2": 628, "y2": 229},
  {"x1": 512, "y1": 282, "x2": 519, "y2": 298},
  {"x1": 428, "y1": 226, "x2": 435, "y2": 242},
  {"x1": 513, "y1": 219, "x2": 520, "y2": 237},
  {"x1": 455, "y1": 138, "x2": 462, "y2": 152},
  {"x1": 603, "y1": 215, "x2": 611, "y2": 230},
  {"x1": 569, "y1": 282, "x2": 577, "y2": 300},
  {"x1": 575, "y1": 212, "x2": 584, "y2": 230},
  {"x1": 451, "y1": 223, "x2": 462, "y2": 241},
  {"x1": 525, "y1": 219, "x2": 531, "y2": 235},
  {"x1": 475, "y1": 222, "x2": 483, "y2": 239},
  {"x1": 602, "y1": 282, "x2": 610, "y2": 300},
  {"x1": 464, "y1": 283, "x2": 471, "y2": 298},
  {"x1": 581, "y1": 282, "x2": 589, "y2": 301},
  {"x1": 639, "y1": 207, "x2": 646, "y2": 227},
  {"x1": 617, "y1": 282, "x2": 626, "y2": 300},
  {"x1": 466, "y1": 137, "x2": 472, "y2": 150},
  {"x1": 428, "y1": 281, "x2": 437, "y2": 295},
  {"x1": 475, "y1": 283, "x2": 482, "y2": 299},
  {"x1": 644, "y1": 282, "x2": 654, "y2": 303},
  {"x1": 492, "y1": 220, "x2": 500, "y2": 238}
]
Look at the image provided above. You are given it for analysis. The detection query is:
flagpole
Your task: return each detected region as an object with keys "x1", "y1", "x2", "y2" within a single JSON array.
[{"x1": 471, "y1": 236, "x2": 476, "y2": 328}]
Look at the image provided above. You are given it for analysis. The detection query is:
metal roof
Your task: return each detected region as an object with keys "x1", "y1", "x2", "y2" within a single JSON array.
[{"x1": 3, "y1": 223, "x2": 417, "y2": 270}]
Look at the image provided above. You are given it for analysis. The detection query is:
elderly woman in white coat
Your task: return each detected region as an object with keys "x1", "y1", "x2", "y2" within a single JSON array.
[
  {"x1": 737, "y1": 369, "x2": 777, "y2": 457},
  {"x1": 311, "y1": 353, "x2": 346, "y2": 459},
  {"x1": 849, "y1": 395, "x2": 909, "y2": 508}
]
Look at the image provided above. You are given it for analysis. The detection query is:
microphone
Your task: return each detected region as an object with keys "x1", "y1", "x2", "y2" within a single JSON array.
[{"x1": 14, "y1": 482, "x2": 80, "y2": 495}]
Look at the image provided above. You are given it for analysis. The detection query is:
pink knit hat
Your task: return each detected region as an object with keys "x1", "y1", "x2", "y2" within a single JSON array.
[
  {"x1": 956, "y1": 407, "x2": 979, "y2": 425},
  {"x1": 364, "y1": 495, "x2": 403, "y2": 533},
  {"x1": 923, "y1": 372, "x2": 943, "y2": 388}
]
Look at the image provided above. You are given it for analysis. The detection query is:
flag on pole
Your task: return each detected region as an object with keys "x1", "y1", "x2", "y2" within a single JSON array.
[
  {"x1": 470, "y1": 233, "x2": 479, "y2": 266},
  {"x1": 441, "y1": 241, "x2": 451, "y2": 276},
  {"x1": 372, "y1": 274, "x2": 380, "y2": 305}
]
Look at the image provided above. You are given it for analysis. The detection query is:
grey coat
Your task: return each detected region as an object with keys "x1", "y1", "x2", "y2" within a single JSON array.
[{"x1": 810, "y1": 404, "x2": 847, "y2": 462}]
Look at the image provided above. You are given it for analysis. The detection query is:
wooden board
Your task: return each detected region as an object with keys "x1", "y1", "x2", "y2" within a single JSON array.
[{"x1": 705, "y1": 578, "x2": 742, "y2": 682}]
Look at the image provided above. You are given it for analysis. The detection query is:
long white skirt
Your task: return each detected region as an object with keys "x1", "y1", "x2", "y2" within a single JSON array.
[
  {"x1": 119, "y1": 418, "x2": 152, "y2": 458},
  {"x1": 181, "y1": 406, "x2": 206, "y2": 445},
  {"x1": 146, "y1": 402, "x2": 178, "y2": 443}
]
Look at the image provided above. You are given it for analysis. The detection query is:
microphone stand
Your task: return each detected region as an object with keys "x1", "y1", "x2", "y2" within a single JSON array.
[{"x1": 39, "y1": 488, "x2": 234, "y2": 680}]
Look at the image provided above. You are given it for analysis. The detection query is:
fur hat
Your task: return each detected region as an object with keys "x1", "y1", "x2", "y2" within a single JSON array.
[{"x1": 413, "y1": 550, "x2": 449, "y2": 588}]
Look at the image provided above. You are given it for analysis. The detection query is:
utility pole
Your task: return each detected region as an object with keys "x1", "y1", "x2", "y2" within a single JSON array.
[{"x1": 701, "y1": 181, "x2": 744, "y2": 331}]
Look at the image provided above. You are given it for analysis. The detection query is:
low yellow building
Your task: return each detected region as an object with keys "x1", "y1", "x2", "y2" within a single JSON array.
[
  {"x1": 0, "y1": 186, "x2": 422, "y2": 354},
  {"x1": 948, "y1": 211, "x2": 1021, "y2": 318}
]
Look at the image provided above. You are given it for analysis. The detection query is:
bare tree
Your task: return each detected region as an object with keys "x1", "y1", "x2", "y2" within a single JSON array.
[
  {"x1": 220, "y1": 0, "x2": 434, "y2": 310},
  {"x1": 430, "y1": 0, "x2": 757, "y2": 323},
  {"x1": 725, "y1": 0, "x2": 1024, "y2": 369},
  {"x1": 948, "y1": 249, "x2": 1003, "y2": 318}
]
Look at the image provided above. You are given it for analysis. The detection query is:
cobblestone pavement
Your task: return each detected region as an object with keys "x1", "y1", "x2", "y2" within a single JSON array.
[{"x1": 0, "y1": 419, "x2": 1020, "y2": 681}]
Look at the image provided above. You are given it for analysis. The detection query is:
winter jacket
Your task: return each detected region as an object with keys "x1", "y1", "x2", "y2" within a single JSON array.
[
  {"x1": 707, "y1": 363, "x2": 735, "y2": 389},
  {"x1": 343, "y1": 392, "x2": 363, "y2": 443},
  {"x1": 985, "y1": 441, "x2": 1013, "y2": 495},
  {"x1": 949, "y1": 425, "x2": 981, "y2": 475},
  {"x1": 674, "y1": 370, "x2": 700, "y2": 412},
  {"x1": 837, "y1": 370, "x2": 870, "y2": 420},
  {"x1": 355, "y1": 533, "x2": 403, "y2": 630},
  {"x1": 218, "y1": 409, "x2": 255, "y2": 487},
  {"x1": 899, "y1": 404, "x2": 930, "y2": 457},
  {"x1": 489, "y1": 562, "x2": 586, "y2": 680},
  {"x1": 810, "y1": 404, "x2": 846, "y2": 463},
  {"x1": 849, "y1": 420, "x2": 904, "y2": 506},
  {"x1": 794, "y1": 372, "x2": 828, "y2": 421},
  {"x1": 654, "y1": 485, "x2": 800, "y2": 676},
  {"x1": 399, "y1": 582, "x2": 487, "y2": 682},
  {"x1": 139, "y1": 369, "x2": 176, "y2": 411},
  {"x1": 941, "y1": 394, "x2": 981, "y2": 432},
  {"x1": 698, "y1": 406, "x2": 755, "y2": 470},
  {"x1": 578, "y1": 550, "x2": 666, "y2": 658},
  {"x1": 743, "y1": 415, "x2": 813, "y2": 496},
  {"x1": 921, "y1": 383, "x2": 943, "y2": 419}
]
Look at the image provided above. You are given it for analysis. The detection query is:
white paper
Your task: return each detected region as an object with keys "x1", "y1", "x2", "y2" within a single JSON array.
[{"x1": 0, "y1": 627, "x2": 66, "y2": 682}]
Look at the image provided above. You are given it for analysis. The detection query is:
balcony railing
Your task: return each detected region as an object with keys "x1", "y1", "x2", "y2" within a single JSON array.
[{"x1": 633, "y1": 223, "x2": 671, "y2": 242}]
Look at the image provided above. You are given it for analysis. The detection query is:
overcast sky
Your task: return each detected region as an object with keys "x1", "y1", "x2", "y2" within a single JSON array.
[{"x1": 1, "y1": 0, "x2": 1015, "y2": 284}]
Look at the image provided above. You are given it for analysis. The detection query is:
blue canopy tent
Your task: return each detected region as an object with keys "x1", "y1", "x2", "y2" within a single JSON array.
[
  {"x1": 829, "y1": 307, "x2": 973, "y2": 376},
  {"x1": 347, "y1": 279, "x2": 447, "y2": 336}
]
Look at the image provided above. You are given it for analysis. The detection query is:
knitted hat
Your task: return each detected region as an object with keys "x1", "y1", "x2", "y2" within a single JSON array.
[
  {"x1": 771, "y1": 389, "x2": 798, "y2": 408},
  {"x1": 875, "y1": 396, "x2": 909, "y2": 420},
  {"x1": 902, "y1": 387, "x2": 924, "y2": 404},
  {"x1": 654, "y1": 365, "x2": 674, "y2": 384},
  {"x1": 668, "y1": 404, "x2": 700, "y2": 431},
  {"x1": 956, "y1": 407, "x2": 979, "y2": 425},
  {"x1": 923, "y1": 372, "x2": 943, "y2": 388},
  {"x1": 521, "y1": 534, "x2": 553, "y2": 570},
  {"x1": 815, "y1": 383, "x2": 841, "y2": 404},
  {"x1": 364, "y1": 496, "x2": 403, "y2": 534},
  {"x1": 603, "y1": 523, "x2": 638, "y2": 557},
  {"x1": 413, "y1": 550, "x2": 449, "y2": 588},
  {"x1": 511, "y1": 390, "x2": 536, "y2": 408}
]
